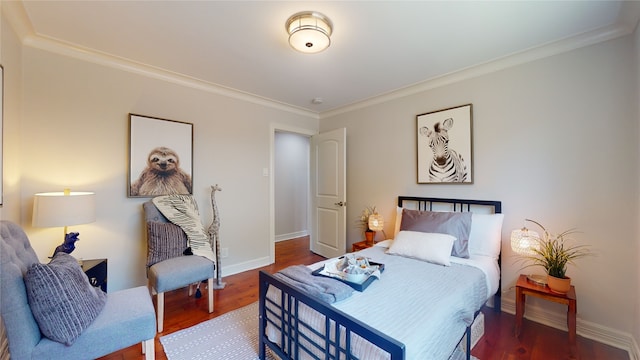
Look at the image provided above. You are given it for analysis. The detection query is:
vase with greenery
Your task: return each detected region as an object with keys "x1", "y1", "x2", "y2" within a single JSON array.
[{"x1": 516, "y1": 219, "x2": 592, "y2": 293}]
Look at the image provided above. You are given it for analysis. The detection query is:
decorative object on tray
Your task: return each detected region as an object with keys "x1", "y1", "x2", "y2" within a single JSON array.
[
  {"x1": 513, "y1": 219, "x2": 593, "y2": 293},
  {"x1": 314, "y1": 254, "x2": 384, "y2": 291}
]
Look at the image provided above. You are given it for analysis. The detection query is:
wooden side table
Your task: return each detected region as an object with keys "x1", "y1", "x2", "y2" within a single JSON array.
[
  {"x1": 515, "y1": 274, "x2": 576, "y2": 352},
  {"x1": 352, "y1": 240, "x2": 373, "y2": 252}
]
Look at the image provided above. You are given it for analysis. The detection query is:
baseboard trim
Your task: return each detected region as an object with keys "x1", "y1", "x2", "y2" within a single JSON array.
[
  {"x1": 502, "y1": 296, "x2": 636, "y2": 358},
  {"x1": 275, "y1": 231, "x2": 309, "y2": 242},
  {"x1": 220, "y1": 256, "x2": 271, "y2": 277}
]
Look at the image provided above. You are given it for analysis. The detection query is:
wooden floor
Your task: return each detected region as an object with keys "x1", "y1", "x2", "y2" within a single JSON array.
[{"x1": 101, "y1": 237, "x2": 629, "y2": 360}]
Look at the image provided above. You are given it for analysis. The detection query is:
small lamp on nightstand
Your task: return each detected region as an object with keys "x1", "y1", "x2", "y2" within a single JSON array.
[
  {"x1": 368, "y1": 214, "x2": 384, "y2": 244},
  {"x1": 511, "y1": 225, "x2": 546, "y2": 285},
  {"x1": 33, "y1": 189, "x2": 96, "y2": 257}
]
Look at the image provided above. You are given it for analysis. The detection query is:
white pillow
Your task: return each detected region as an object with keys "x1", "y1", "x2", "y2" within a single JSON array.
[
  {"x1": 387, "y1": 231, "x2": 456, "y2": 266},
  {"x1": 393, "y1": 206, "x2": 403, "y2": 237},
  {"x1": 468, "y1": 213, "x2": 504, "y2": 259}
]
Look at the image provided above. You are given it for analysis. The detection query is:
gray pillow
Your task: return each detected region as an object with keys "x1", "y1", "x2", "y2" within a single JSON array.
[
  {"x1": 147, "y1": 221, "x2": 188, "y2": 267},
  {"x1": 400, "y1": 209, "x2": 472, "y2": 258},
  {"x1": 24, "y1": 252, "x2": 107, "y2": 345}
]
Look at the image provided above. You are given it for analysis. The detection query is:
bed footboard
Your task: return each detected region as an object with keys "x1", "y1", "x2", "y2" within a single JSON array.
[{"x1": 258, "y1": 270, "x2": 405, "y2": 360}]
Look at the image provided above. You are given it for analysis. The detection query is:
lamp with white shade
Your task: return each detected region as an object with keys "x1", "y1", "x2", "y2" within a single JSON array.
[
  {"x1": 511, "y1": 225, "x2": 547, "y2": 285},
  {"x1": 32, "y1": 189, "x2": 96, "y2": 257},
  {"x1": 367, "y1": 214, "x2": 384, "y2": 245}
]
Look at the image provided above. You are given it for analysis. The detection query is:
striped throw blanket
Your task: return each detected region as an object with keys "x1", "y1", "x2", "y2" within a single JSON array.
[{"x1": 152, "y1": 195, "x2": 215, "y2": 263}]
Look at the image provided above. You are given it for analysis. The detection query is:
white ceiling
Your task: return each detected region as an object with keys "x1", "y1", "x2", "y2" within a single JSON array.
[{"x1": 10, "y1": 1, "x2": 640, "y2": 114}]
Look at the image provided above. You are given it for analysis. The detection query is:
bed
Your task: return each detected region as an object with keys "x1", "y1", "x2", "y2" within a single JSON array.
[{"x1": 259, "y1": 196, "x2": 503, "y2": 360}]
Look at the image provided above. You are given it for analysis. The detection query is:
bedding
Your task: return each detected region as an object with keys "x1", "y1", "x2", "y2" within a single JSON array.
[
  {"x1": 265, "y1": 242, "x2": 494, "y2": 359},
  {"x1": 394, "y1": 206, "x2": 504, "y2": 259},
  {"x1": 260, "y1": 196, "x2": 502, "y2": 360},
  {"x1": 399, "y1": 209, "x2": 472, "y2": 258},
  {"x1": 386, "y1": 231, "x2": 456, "y2": 266}
]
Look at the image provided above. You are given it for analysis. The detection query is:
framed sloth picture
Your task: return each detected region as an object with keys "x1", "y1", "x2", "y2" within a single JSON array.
[
  {"x1": 416, "y1": 104, "x2": 473, "y2": 184},
  {"x1": 128, "y1": 114, "x2": 194, "y2": 197}
]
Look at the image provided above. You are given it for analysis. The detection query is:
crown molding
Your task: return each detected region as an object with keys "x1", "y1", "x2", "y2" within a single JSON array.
[
  {"x1": 320, "y1": 22, "x2": 634, "y2": 119},
  {"x1": 2, "y1": 0, "x2": 34, "y2": 42},
  {"x1": 4, "y1": 0, "x2": 636, "y2": 121},
  {"x1": 3, "y1": 1, "x2": 319, "y2": 120}
]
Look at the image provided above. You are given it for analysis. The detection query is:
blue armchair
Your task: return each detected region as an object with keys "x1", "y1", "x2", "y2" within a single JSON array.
[{"x1": 0, "y1": 220, "x2": 156, "y2": 360}]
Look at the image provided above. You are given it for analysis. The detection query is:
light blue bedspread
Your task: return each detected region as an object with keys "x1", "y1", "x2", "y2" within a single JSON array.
[{"x1": 333, "y1": 245, "x2": 488, "y2": 359}]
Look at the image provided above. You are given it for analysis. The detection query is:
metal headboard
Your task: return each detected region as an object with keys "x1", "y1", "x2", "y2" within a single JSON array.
[
  {"x1": 397, "y1": 196, "x2": 503, "y2": 312},
  {"x1": 398, "y1": 196, "x2": 502, "y2": 214}
]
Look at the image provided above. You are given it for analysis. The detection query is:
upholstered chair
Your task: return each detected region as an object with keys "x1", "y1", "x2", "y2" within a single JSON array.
[
  {"x1": 143, "y1": 200, "x2": 215, "y2": 333},
  {"x1": 0, "y1": 220, "x2": 156, "y2": 360}
]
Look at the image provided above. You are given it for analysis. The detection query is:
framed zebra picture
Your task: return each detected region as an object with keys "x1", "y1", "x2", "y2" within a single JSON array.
[{"x1": 417, "y1": 104, "x2": 473, "y2": 184}]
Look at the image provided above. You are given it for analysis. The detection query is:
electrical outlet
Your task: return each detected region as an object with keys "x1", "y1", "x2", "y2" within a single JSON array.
[{"x1": 221, "y1": 247, "x2": 229, "y2": 258}]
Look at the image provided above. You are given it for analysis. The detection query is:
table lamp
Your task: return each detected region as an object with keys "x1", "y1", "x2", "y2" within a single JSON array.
[
  {"x1": 511, "y1": 225, "x2": 546, "y2": 285},
  {"x1": 32, "y1": 189, "x2": 96, "y2": 257},
  {"x1": 368, "y1": 214, "x2": 384, "y2": 244}
]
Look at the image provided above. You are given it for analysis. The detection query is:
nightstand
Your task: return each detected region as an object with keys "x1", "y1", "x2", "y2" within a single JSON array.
[
  {"x1": 352, "y1": 240, "x2": 373, "y2": 252},
  {"x1": 81, "y1": 258, "x2": 108, "y2": 292},
  {"x1": 515, "y1": 274, "x2": 576, "y2": 352}
]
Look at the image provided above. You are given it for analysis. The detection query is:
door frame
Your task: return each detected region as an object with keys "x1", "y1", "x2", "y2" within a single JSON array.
[{"x1": 269, "y1": 123, "x2": 317, "y2": 264}]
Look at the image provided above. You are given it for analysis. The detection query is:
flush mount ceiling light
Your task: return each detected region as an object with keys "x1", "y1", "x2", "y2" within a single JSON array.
[{"x1": 286, "y1": 11, "x2": 333, "y2": 54}]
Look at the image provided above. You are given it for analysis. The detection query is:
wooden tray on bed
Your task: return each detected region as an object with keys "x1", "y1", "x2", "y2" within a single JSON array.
[{"x1": 312, "y1": 260, "x2": 385, "y2": 292}]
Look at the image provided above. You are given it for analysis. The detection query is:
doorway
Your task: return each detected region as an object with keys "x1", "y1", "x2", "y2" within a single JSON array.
[
  {"x1": 269, "y1": 124, "x2": 316, "y2": 264},
  {"x1": 274, "y1": 131, "x2": 310, "y2": 242}
]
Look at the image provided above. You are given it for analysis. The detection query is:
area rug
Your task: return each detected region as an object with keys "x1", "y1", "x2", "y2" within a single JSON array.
[
  {"x1": 160, "y1": 301, "x2": 478, "y2": 360},
  {"x1": 160, "y1": 302, "x2": 275, "y2": 360}
]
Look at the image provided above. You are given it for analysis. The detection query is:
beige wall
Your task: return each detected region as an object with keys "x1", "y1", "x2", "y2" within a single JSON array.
[
  {"x1": 0, "y1": 8, "x2": 23, "y2": 223},
  {"x1": 321, "y1": 35, "x2": 639, "y2": 353},
  {"x1": 2, "y1": 10, "x2": 319, "y2": 291}
]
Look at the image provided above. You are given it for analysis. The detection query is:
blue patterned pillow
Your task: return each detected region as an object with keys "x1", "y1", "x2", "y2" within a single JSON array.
[
  {"x1": 24, "y1": 252, "x2": 107, "y2": 345},
  {"x1": 146, "y1": 221, "x2": 188, "y2": 266}
]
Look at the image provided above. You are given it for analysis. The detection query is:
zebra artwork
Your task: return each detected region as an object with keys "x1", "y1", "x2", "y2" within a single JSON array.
[{"x1": 419, "y1": 117, "x2": 468, "y2": 182}]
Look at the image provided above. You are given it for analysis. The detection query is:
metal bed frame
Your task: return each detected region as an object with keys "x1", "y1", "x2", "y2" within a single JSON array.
[{"x1": 259, "y1": 196, "x2": 502, "y2": 360}]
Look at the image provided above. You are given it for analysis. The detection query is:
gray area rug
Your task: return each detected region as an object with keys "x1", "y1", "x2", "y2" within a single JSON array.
[
  {"x1": 160, "y1": 301, "x2": 478, "y2": 360},
  {"x1": 160, "y1": 302, "x2": 275, "y2": 360}
]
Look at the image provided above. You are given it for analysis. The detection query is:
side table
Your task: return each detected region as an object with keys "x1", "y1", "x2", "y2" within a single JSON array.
[
  {"x1": 515, "y1": 274, "x2": 576, "y2": 352},
  {"x1": 81, "y1": 258, "x2": 108, "y2": 292},
  {"x1": 352, "y1": 240, "x2": 373, "y2": 252}
]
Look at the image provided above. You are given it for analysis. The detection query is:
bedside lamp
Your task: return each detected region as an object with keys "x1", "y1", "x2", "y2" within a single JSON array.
[
  {"x1": 511, "y1": 225, "x2": 546, "y2": 285},
  {"x1": 33, "y1": 189, "x2": 96, "y2": 257},
  {"x1": 368, "y1": 214, "x2": 384, "y2": 244}
]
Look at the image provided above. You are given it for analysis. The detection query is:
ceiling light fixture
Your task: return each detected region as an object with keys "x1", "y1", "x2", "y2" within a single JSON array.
[{"x1": 286, "y1": 11, "x2": 333, "y2": 54}]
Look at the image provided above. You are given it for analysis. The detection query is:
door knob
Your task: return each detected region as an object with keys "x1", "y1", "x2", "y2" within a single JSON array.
[{"x1": 334, "y1": 201, "x2": 346, "y2": 207}]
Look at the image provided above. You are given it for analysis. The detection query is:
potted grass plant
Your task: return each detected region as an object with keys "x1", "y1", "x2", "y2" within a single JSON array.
[{"x1": 516, "y1": 219, "x2": 592, "y2": 293}]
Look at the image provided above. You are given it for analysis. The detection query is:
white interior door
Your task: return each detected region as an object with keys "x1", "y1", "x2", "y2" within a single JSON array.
[{"x1": 310, "y1": 128, "x2": 346, "y2": 258}]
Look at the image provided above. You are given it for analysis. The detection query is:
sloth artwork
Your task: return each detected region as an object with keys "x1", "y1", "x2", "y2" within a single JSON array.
[{"x1": 130, "y1": 146, "x2": 193, "y2": 196}]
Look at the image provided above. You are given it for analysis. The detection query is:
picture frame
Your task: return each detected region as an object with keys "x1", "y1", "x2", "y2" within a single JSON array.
[
  {"x1": 416, "y1": 104, "x2": 473, "y2": 184},
  {"x1": 128, "y1": 114, "x2": 194, "y2": 197}
]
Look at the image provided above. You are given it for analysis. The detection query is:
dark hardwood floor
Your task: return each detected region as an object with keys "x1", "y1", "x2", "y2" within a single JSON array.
[{"x1": 101, "y1": 237, "x2": 629, "y2": 360}]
